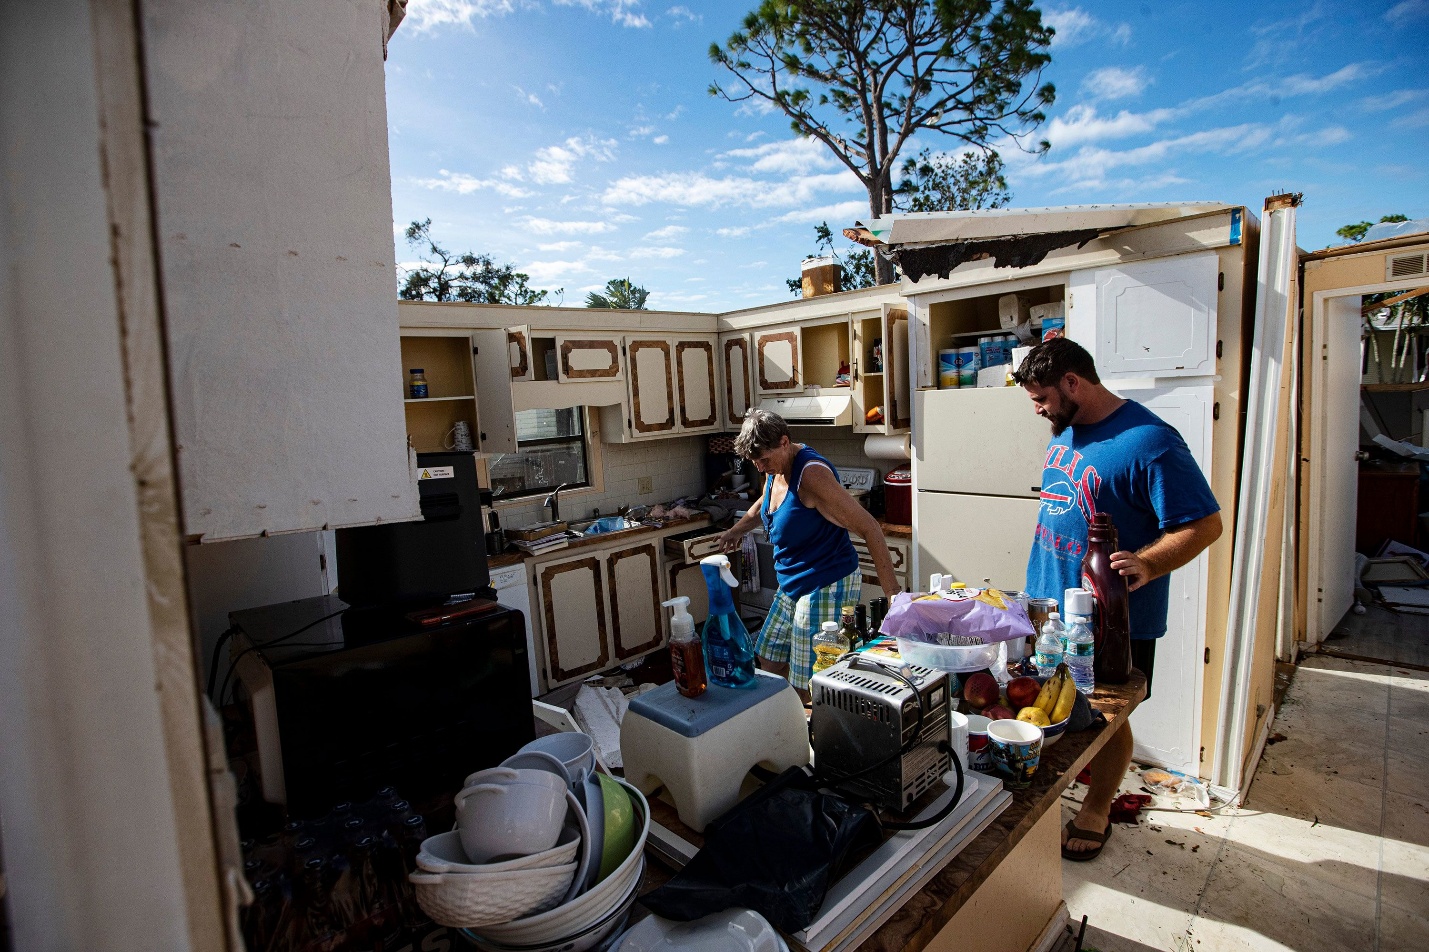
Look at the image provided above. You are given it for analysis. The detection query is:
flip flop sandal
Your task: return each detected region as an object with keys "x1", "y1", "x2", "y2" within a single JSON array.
[{"x1": 1061, "y1": 819, "x2": 1113, "y2": 862}]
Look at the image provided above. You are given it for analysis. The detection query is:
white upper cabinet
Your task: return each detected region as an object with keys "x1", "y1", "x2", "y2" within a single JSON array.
[
  {"x1": 625, "y1": 337, "x2": 678, "y2": 436},
  {"x1": 1070, "y1": 252, "x2": 1218, "y2": 380},
  {"x1": 721, "y1": 333, "x2": 753, "y2": 427},
  {"x1": 755, "y1": 328, "x2": 801, "y2": 392},
  {"x1": 675, "y1": 339, "x2": 718, "y2": 431},
  {"x1": 555, "y1": 334, "x2": 624, "y2": 383},
  {"x1": 508, "y1": 326, "x2": 533, "y2": 382},
  {"x1": 472, "y1": 329, "x2": 518, "y2": 453}
]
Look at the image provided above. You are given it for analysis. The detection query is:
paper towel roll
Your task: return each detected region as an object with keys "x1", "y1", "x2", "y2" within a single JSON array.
[{"x1": 864, "y1": 434, "x2": 911, "y2": 461}]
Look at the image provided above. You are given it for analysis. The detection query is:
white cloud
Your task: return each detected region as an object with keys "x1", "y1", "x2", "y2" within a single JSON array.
[
  {"x1": 600, "y1": 169, "x2": 860, "y2": 209},
  {"x1": 653, "y1": 135, "x2": 669, "y2": 145},
  {"x1": 773, "y1": 200, "x2": 869, "y2": 226},
  {"x1": 537, "y1": 241, "x2": 583, "y2": 252},
  {"x1": 403, "y1": 0, "x2": 514, "y2": 32},
  {"x1": 1043, "y1": 104, "x2": 1179, "y2": 149},
  {"x1": 1275, "y1": 64, "x2": 1373, "y2": 95},
  {"x1": 723, "y1": 137, "x2": 839, "y2": 174},
  {"x1": 1042, "y1": 6, "x2": 1131, "y2": 48},
  {"x1": 515, "y1": 86, "x2": 544, "y2": 109},
  {"x1": 413, "y1": 170, "x2": 533, "y2": 198},
  {"x1": 519, "y1": 258, "x2": 596, "y2": 284},
  {"x1": 527, "y1": 136, "x2": 618, "y2": 184},
  {"x1": 628, "y1": 246, "x2": 686, "y2": 259},
  {"x1": 1386, "y1": 0, "x2": 1428, "y2": 24},
  {"x1": 1394, "y1": 107, "x2": 1429, "y2": 129},
  {"x1": 554, "y1": 0, "x2": 650, "y2": 28},
  {"x1": 629, "y1": 125, "x2": 655, "y2": 137},
  {"x1": 666, "y1": 6, "x2": 700, "y2": 24},
  {"x1": 644, "y1": 225, "x2": 688, "y2": 241},
  {"x1": 523, "y1": 217, "x2": 617, "y2": 235},
  {"x1": 1080, "y1": 66, "x2": 1150, "y2": 102},
  {"x1": 1360, "y1": 89, "x2": 1429, "y2": 112},
  {"x1": 666, "y1": 105, "x2": 685, "y2": 121},
  {"x1": 1245, "y1": 4, "x2": 1328, "y2": 68},
  {"x1": 716, "y1": 226, "x2": 752, "y2": 238}
]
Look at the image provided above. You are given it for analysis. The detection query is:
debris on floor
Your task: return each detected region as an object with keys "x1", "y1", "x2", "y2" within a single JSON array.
[{"x1": 1108, "y1": 793, "x2": 1151, "y2": 824}]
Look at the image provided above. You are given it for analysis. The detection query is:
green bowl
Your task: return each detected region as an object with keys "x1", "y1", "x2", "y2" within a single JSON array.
[{"x1": 595, "y1": 772, "x2": 635, "y2": 882}]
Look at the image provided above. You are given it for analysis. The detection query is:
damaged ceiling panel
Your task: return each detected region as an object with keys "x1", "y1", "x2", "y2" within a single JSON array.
[
  {"x1": 855, "y1": 202, "x2": 1231, "y2": 248},
  {"x1": 890, "y1": 229, "x2": 1103, "y2": 281}
]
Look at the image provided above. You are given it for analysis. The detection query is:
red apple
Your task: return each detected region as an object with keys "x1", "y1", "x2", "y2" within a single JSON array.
[
  {"x1": 962, "y1": 672, "x2": 1000, "y2": 709},
  {"x1": 984, "y1": 704, "x2": 1016, "y2": 721},
  {"x1": 1007, "y1": 676, "x2": 1041, "y2": 710}
]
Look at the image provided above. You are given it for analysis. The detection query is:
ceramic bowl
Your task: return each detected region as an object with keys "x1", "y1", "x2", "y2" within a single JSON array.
[
  {"x1": 410, "y1": 859, "x2": 578, "y2": 928},
  {"x1": 1041, "y1": 714, "x2": 1070, "y2": 748},
  {"x1": 518, "y1": 733, "x2": 597, "y2": 785},
  {"x1": 464, "y1": 766, "x2": 569, "y2": 796},
  {"x1": 456, "y1": 778, "x2": 567, "y2": 863},
  {"x1": 419, "y1": 803, "x2": 580, "y2": 874},
  {"x1": 595, "y1": 772, "x2": 635, "y2": 882},
  {"x1": 498, "y1": 750, "x2": 574, "y2": 788}
]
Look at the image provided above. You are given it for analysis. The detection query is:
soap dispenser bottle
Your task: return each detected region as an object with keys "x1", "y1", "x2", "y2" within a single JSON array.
[
  {"x1": 662, "y1": 596, "x2": 707, "y2": 698},
  {"x1": 699, "y1": 554, "x2": 757, "y2": 688}
]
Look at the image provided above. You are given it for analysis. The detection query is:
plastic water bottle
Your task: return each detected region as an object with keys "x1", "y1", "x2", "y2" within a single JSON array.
[
  {"x1": 1035, "y1": 612, "x2": 1064, "y2": 677},
  {"x1": 1064, "y1": 615, "x2": 1095, "y2": 695}
]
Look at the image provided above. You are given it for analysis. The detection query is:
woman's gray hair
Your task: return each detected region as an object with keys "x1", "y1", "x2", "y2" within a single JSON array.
[{"x1": 734, "y1": 408, "x2": 790, "y2": 458}]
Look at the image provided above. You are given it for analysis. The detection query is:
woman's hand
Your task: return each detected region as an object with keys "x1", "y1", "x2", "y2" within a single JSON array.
[{"x1": 718, "y1": 528, "x2": 744, "y2": 553}]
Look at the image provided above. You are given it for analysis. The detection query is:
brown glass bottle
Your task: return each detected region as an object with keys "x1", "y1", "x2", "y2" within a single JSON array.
[{"x1": 1081, "y1": 512, "x2": 1133, "y2": 684}]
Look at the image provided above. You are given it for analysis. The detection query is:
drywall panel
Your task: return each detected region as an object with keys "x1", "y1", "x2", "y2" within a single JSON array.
[{"x1": 141, "y1": 0, "x2": 418, "y2": 541}]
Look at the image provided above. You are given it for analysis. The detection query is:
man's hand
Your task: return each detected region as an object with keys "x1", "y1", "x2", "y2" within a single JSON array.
[{"x1": 1110, "y1": 550, "x2": 1151, "y2": 591}]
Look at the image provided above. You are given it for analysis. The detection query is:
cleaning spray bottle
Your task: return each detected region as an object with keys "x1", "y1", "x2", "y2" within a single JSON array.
[
  {"x1": 699, "y1": 554, "x2": 757, "y2": 689},
  {"x1": 662, "y1": 596, "x2": 707, "y2": 698}
]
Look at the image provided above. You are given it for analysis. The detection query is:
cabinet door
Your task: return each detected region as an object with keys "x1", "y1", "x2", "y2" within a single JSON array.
[
  {"x1": 851, "y1": 312, "x2": 882, "y2": 434},
  {"x1": 721, "y1": 334, "x2": 753, "y2": 427},
  {"x1": 538, "y1": 557, "x2": 611, "y2": 685},
  {"x1": 755, "y1": 328, "x2": 801, "y2": 392},
  {"x1": 675, "y1": 339, "x2": 718, "y2": 431},
  {"x1": 626, "y1": 338, "x2": 677, "y2": 437},
  {"x1": 1072, "y1": 252, "x2": 1217, "y2": 379},
  {"x1": 508, "y1": 325, "x2": 533, "y2": 382},
  {"x1": 888, "y1": 307, "x2": 911, "y2": 431},
  {"x1": 556, "y1": 335, "x2": 624, "y2": 382},
  {"x1": 472, "y1": 329, "x2": 518, "y2": 453},
  {"x1": 606, "y1": 542, "x2": 665, "y2": 660}
]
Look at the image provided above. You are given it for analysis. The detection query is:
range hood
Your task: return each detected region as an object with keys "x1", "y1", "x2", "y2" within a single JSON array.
[{"x1": 759, "y1": 393, "x2": 853, "y2": 426}]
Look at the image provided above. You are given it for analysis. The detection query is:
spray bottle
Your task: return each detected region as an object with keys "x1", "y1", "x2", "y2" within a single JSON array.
[
  {"x1": 662, "y1": 596, "x2": 707, "y2": 698},
  {"x1": 700, "y1": 554, "x2": 758, "y2": 689}
]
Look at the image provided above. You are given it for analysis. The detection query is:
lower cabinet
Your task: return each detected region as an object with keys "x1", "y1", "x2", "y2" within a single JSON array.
[
  {"x1": 533, "y1": 537, "x2": 672, "y2": 691},
  {"x1": 852, "y1": 537, "x2": 911, "y2": 604}
]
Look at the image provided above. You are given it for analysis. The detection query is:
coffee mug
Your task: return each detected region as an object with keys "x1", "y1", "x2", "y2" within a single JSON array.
[
  {"x1": 965, "y1": 714, "x2": 994, "y2": 774},
  {"x1": 445, "y1": 420, "x2": 474, "y2": 452},
  {"x1": 987, "y1": 719, "x2": 1043, "y2": 789}
]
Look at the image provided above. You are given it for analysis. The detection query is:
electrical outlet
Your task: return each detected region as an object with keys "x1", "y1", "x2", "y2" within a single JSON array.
[{"x1": 637, "y1": 476, "x2": 654, "y2": 494}]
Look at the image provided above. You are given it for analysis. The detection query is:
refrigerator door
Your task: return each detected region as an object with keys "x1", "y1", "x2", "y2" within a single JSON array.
[
  {"x1": 1110, "y1": 383, "x2": 1215, "y2": 775},
  {"x1": 914, "y1": 386, "x2": 1049, "y2": 498},
  {"x1": 915, "y1": 491, "x2": 1041, "y2": 591}
]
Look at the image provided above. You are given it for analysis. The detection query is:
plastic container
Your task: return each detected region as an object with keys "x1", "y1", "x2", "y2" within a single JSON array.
[
  {"x1": 408, "y1": 368, "x2": 429, "y2": 399},
  {"x1": 663, "y1": 596, "x2": 706, "y2": 698},
  {"x1": 895, "y1": 636, "x2": 1001, "y2": 673},
  {"x1": 812, "y1": 621, "x2": 850, "y2": 674},
  {"x1": 1081, "y1": 513, "x2": 1132, "y2": 683},
  {"x1": 956, "y1": 346, "x2": 980, "y2": 387},
  {"x1": 883, "y1": 467, "x2": 912, "y2": 524},
  {"x1": 700, "y1": 555, "x2": 757, "y2": 689},
  {"x1": 938, "y1": 349, "x2": 959, "y2": 389},
  {"x1": 1035, "y1": 612, "x2": 1064, "y2": 677}
]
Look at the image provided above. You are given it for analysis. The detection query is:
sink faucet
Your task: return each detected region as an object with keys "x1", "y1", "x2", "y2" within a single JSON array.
[{"x1": 543, "y1": 483, "x2": 576, "y2": 522}]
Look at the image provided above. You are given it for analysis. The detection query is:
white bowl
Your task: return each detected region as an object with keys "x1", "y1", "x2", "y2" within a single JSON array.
[
  {"x1": 464, "y1": 766, "x2": 569, "y2": 796},
  {"x1": 457, "y1": 778, "x2": 568, "y2": 862},
  {"x1": 419, "y1": 811, "x2": 579, "y2": 874},
  {"x1": 410, "y1": 859, "x2": 578, "y2": 928},
  {"x1": 462, "y1": 857, "x2": 644, "y2": 952},
  {"x1": 895, "y1": 636, "x2": 1001, "y2": 673},
  {"x1": 519, "y1": 733, "x2": 597, "y2": 784},
  {"x1": 472, "y1": 779, "x2": 649, "y2": 946}
]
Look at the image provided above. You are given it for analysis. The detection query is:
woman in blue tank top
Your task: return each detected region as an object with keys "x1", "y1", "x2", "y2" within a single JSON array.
[{"x1": 718, "y1": 409, "x2": 903, "y2": 695}]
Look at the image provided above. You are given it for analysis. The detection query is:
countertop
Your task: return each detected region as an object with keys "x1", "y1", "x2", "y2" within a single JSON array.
[
  {"x1": 488, "y1": 514, "x2": 713, "y2": 565},
  {"x1": 877, "y1": 519, "x2": 911, "y2": 539}
]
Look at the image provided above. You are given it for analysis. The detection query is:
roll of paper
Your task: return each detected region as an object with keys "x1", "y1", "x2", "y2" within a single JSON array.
[{"x1": 863, "y1": 434, "x2": 911, "y2": 461}]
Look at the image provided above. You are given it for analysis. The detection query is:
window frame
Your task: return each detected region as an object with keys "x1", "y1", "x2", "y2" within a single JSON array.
[{"x1": 489, "y1": 406, "x2": 601, "y2": 506}]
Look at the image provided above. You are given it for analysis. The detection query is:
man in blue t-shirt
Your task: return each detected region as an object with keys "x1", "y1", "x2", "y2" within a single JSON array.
[{"x1": 1012, "y1": 338, "x2": 1222, "y2": 862}]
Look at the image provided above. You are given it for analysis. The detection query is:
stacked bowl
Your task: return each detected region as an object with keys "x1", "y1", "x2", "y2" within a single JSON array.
[{"x1": 410, "y1": 732, "x2": 651, "y2": 952}]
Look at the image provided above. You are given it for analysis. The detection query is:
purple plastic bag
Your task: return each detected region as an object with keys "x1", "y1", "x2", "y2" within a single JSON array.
[{"x1": 879, "y1": 590, "x2": 1034, "y2": 645}]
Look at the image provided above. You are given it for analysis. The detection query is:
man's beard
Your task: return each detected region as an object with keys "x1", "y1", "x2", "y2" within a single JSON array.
[{"x1": 1048, "y1": 398, "x2": 1079, "y2": 436}]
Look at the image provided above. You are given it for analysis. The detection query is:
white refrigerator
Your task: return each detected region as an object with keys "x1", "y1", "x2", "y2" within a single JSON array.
[{"x1": 913, "y1": 251, "x2": 1220, "y2": 776}]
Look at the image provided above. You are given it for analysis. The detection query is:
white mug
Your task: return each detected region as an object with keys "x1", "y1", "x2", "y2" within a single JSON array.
[
  {"x1": 947, "y1": 710, "x2": 970, "y2": 774},
  {"x1": 445, "y1": 420, "x2": 474, "y2": 452}
]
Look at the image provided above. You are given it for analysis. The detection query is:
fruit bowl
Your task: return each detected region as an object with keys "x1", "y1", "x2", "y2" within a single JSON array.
[{"x1": 1041, "y1": 714, "x2": 1070, "y2": 747}]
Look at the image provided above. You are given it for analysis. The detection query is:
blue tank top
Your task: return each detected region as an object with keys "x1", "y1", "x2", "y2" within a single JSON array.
[{"x1": 761, "y1": 446, "x2": 859, "y2": 598}]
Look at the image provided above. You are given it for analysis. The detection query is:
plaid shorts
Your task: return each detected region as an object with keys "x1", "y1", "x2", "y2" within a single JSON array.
[{"x1": 755, "y1": 569, "x2": 862, "y2": 690}]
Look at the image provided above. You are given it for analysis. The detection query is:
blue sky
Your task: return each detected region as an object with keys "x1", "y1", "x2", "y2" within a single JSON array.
[{"x1": 386, "y1": 0, "x2": 1429, "y2": 312}]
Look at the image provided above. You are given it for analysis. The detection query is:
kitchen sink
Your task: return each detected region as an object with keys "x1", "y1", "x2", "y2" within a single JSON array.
[{"x1": 569, "y1": 516, "x2": 643, "y2": 537}]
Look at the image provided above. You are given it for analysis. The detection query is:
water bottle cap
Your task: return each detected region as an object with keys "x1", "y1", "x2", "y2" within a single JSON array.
[{"x1": 1047, "y1": 611, "x2": 1059, "y2": 620}]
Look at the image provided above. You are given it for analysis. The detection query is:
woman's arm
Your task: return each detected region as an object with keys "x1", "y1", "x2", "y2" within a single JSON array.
[
  {"x1": 798, "y1": 465, "x2": 901, "y2": 598},
  {"x1": 717, "y1": 499, "x2": 763, "y2": 553}
]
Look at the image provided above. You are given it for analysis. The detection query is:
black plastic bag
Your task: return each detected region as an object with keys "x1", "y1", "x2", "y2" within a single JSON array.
[{"x1": 640, "y1": 768, "x2": 881, "y2": 933}]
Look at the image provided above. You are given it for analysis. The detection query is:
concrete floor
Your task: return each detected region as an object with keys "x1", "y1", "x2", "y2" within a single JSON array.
[{"x1": 1061, "y1": 651, "x2": 1429, "y2": 951}]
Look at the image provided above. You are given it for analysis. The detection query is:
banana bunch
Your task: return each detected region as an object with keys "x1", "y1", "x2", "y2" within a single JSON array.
[{"x1": 1032, "y1": 663, "x2": 1078, "y2": 724}]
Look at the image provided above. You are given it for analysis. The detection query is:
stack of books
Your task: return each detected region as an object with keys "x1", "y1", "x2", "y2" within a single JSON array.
[{"x1": 510, "y1": 532, "x2": 572, "y2": 556}]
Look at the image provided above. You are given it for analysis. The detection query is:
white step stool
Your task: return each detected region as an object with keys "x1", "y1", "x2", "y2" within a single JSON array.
[{"x1": 621, "y1": 670, "x2": 810, "y2": 832}]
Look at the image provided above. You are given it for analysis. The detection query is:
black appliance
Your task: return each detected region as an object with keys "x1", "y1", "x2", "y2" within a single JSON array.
[
  {"x1": 335, "y1": 451, "x2": 491, "y2": 607},
  {"x1": 230, "y1": 594, "x2": 534, "y2": 814}
]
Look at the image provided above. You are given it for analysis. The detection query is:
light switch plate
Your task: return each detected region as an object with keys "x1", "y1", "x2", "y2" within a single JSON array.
[{"x1": 638, "y1": 476, "x2": 654, "y2": 494}]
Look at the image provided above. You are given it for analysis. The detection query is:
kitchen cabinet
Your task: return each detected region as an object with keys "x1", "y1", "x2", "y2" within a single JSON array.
[
  {"x1": 399, "y1": 332, "x2": 480, "y2": 455},
  {"x1": 853, "y1": 537, "x2": 911, "y2": 603},
  {"x1": 606, "y1": 541, "x2": 665, "y2": 659},
  {"x1": 625, "y1": 337, "x2": 677, "y2": 436},
  {"x1": 850, "y1": 304, "x2": 911, "y2": 434},
  {"x1": 472, "y1": 329, "x2": 518, "y2": 453},
  {"x1": 667, "y1": 560, "x2": 710, "y2": 629},
  {"x1": 556, "y1": 334, "x2": 624, "y2": 383},
  {"x1": 675, "y1": 339, "x2": 719, "y2": 431},
  {"x1": 755, "y1": 328, "x2": 801, "y2": 392},
  {"x1": 535, "y1": 555, "x2": 612, "y2": 686},
  {"x1": 721, "y1": 333, "x2": 754, "y2": 427},
  {"x1": 508, "y1": 325, "x2": 533, "y2": 382}
]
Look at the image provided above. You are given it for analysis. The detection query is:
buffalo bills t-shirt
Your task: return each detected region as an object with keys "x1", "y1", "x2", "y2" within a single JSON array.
[{"x1": 1026, "y1": 400, "x2": 1219, "y2": 639}]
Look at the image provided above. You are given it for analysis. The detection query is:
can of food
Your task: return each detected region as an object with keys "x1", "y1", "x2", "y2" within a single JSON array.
[
  {"x1": 939, "y1": 348, "x2": 960, "y2": 388},
  {"x1": 1027, "y1": 597, "x2": 1058, "y2": 633},
  {"x1": 999, "y1": 589, "x2": 1029, "y2": 613},
  {"x1": 956, "y1": 346, "x2": 980, "y2": 387}
]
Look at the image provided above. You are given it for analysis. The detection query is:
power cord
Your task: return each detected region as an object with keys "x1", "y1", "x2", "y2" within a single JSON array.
[{"x1": 215, "y1": 607, "x2": 348, "y2": 706}]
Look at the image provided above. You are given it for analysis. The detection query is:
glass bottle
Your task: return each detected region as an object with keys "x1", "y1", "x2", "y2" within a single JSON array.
[
  {"x1": 838, "y1": 606, "x2": 861, "y2": 652},
  {"x1": 812, "y1": 620, "x2": 851, "y2": 674},
  {"x1": 407, "y1": 369, "x2": 428, "y2": 399},
  {"x1": 853, "y1": 604, "x2": 868, "y2": 647}
]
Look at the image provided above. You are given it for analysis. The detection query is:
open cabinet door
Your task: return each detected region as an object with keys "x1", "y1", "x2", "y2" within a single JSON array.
[{"x1": 472, "y1": 329, "x2": 518, "y2": 453}]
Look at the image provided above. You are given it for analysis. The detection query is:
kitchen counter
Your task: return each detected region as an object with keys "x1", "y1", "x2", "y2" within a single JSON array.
[
  {"x1": 491, "y1": 514, "x2": 713, "y2": 563},
  {"x1": 877, "y1": 518, "x2": 911, "y2": 539}
]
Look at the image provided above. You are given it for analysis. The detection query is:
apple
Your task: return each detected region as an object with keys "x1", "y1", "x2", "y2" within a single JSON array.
[
  {"x1": 962, "y1": 672, "x2": 1000, "y2": 709},
  {"x1": 1007, "y1": 676, "x2": 1041, "y2": 710},
  {"x1": 984, "y1": 704, "x2": 1015, "y2": 721}
]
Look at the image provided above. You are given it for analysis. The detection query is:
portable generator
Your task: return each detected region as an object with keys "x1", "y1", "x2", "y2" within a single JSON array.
[{"x1": 809, "y1": 655, "x2": 952, "y2": 813}]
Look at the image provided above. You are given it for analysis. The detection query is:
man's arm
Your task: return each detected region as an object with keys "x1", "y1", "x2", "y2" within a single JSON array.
[
  {"x1": 1110, "y1": 511, "x2": 1223, "y2": 591},
  {"x1": 717, "y1": 500, "x2": 763, "y2": 553},
  {"x1": 798, "y1": 464, "x2": 901, "y2": 598}
]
